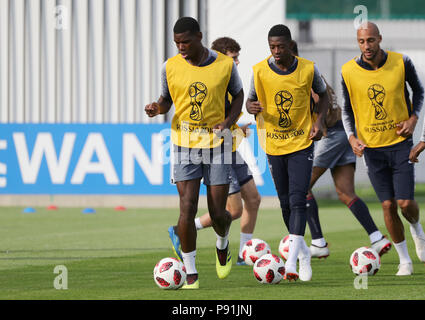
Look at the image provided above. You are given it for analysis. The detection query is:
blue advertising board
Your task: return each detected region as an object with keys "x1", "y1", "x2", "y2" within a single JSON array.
[{"x1": 0, "y1": 124, "x2": 277, "y2": 195}]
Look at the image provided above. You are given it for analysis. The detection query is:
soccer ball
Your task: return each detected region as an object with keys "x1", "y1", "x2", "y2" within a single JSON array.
[
  {"x1": 278, "y1": 235, "x2": 290, "y2": 261},
  {"x1": 242, "y1": 238, "x2": 272, "y2": 266},
  {"x1": 153, "y1": 257, "x2": 186, "y2": 289},
  {"x1": 253, "y1": 253, "x2": 285, "y2": 284},
  {"x1": 349, "y1": 247, "x2": 381, "y2": 276}
]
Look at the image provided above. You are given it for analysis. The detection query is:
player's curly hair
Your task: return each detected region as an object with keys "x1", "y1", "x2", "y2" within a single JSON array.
[{"x1": 211, "y1": 37, "x2": 241, "y2": 54}]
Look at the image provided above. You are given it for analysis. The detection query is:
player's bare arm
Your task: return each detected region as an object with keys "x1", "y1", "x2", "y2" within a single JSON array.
[
  {"x1": 309, "y1": 90, "x2": 329, "y2": 141},
  {"x1": 215, "y1": 89, "x2": 244, "y2": 131},
  {"x1": 144, "y1": 96, "x2": 173, "y2": 117},
  {"x1": 396, "y1": 114, "x2": 418, "y2": 138},
  {"x1": 246, "y1": 99, "x2": 263, "y2": 115},
  {"x1": 409, "y1": 141, "x2": 425, "y2": 163}
]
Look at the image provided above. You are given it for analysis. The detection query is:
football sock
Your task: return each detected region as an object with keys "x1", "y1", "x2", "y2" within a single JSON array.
[
  {"x1": 306, "y1": 195, "x2": 324, "y2": 240},
  {"x1": 298, "y1": 237, "x2": 310, "y2": 258},
  {"x1": 216, "y1": 233, "x2": 229, "y2": 250},
  {"x1": 286, "y1": 234, "x2": 303, "y2": 268},
  {"x1": 393, "y1": 240, "x2": 412, "y2": 264},
  {"x1": 311, "y1": 237, "x2": 327, "y2": 248},
  {"x1": 194, "y1": 218, "x2": 204, "y2": 230},
  {"x1": 369, "y1": 230, "x2": 384, "y2": 244},
  {"x1": 181, "y1": 250, "x2": 197, "y2": 275},
  {"x1": 347, "y1": 197, "x2": 378, "y2": 235},
  {"x1": 410, "y1": 221, "x2": 425, "y2": 238},
  {"x1": 239, "y1": 232, "x2": 253, "y2": 258}
]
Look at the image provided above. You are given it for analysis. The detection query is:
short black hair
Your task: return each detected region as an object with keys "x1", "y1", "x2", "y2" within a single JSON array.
[
  {"x1": 211, "y1": 37, "x2": 241, "y2": 54},
  {"x1": 173, "y1": 17, "x2": 200, "y2": 34},
  {"x1": 268, "y1": 24, "x2": 292, "y2": 41}
]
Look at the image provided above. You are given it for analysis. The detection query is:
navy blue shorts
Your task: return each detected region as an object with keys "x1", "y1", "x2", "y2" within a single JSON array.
[{"x1": 363, "y1": 139, "x2": 415, "y2": 202}]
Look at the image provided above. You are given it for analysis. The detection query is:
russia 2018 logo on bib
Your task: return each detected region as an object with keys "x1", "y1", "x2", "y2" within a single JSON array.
[
  {"x1": 274, "y1": 90, "x2": 293, "y2": 128},
  {"x1": 189, "y1": 82, "x2": 208, "y2": 121},
  {"x1": 367, "y1": 84, "x2": 387, "y2": 120}
]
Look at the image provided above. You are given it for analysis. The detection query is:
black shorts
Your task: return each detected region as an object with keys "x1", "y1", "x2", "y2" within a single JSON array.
[{"x1": 363, "y1": 139, "x2": 415, "y2": 202}]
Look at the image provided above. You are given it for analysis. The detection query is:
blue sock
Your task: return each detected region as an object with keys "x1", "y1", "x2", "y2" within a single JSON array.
[
  {"x1": 348, "y1": 197, "x2": 378, "y2": 235},
  {"x1": 306, "y1": 195, "x2": 324, "y2": 240}
]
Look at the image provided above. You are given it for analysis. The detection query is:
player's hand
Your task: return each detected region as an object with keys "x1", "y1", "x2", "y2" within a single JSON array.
[
  {"x1": 396, "y1": 115, "x2": 418, "y2": 138},
  {"x1": 213, "y1": 121, "x2": 232, "y2": 135},
  {"x1": 309, "y1": 121, "x2": 325, "y2": 141},
  {"x1": 144, "y1": 102, "x2": 160, "y2": 117},
  {"x1": 349, "y1": 135, "x2": 366, "y2": 157},
  {"x1": 409, "y1": 141, "x2": 425, "y2": 163},
  {"x1": 246, "y1": 100, "x2": 263, "y2": 115},
  {"x1": 240, "y1": 122, "x2": 252, "y2": 137},
  {"x1": 213, "y1": 121, "x2": 227, "y2": 132},
  {"x1": 213, "y1": 122, "x2": 233, "y2": 144}
]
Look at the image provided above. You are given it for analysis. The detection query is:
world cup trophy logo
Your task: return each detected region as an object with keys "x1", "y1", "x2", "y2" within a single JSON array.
[
  {"x1": 189, "y1": 82, "x2": 207, "y2": 121},
  {"x1": 367, "y1": 84, "x2": 386, "y2": 120},
  {"x1": 275, "y1": 90, "x2": 293, "y2": 128}
]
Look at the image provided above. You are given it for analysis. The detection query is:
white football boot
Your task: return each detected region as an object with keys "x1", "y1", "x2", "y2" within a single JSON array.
[
  {"x1": 396, "y1": 263, "x2": 413, "y2": 276},
  {"x1": 284, "y1": 264, "x2": 299, "y2": 281},
  {"x1": 284, "y1": 235, "x2": 302, "y2": 282},
  {"x1": 371, "y1": 236, "x2": 392, "y2": 256},
  {"x1": 310, "y1": 243, "x2": 330, "y2": 259},
  {"x1": 298, "y1": 241, "x2": 312, "y2": 282}
]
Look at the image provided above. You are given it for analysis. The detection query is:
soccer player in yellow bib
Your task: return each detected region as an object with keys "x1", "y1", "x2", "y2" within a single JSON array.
[
  {"x1": 306, "y1": 79, "x2": 392, "y2": 260},
  {"x1": 145, "y1": 17, "x2": 244, "y2": 289},
  {"x1": 341, "y1": 22, "x2": 425, "y2": 276},
  {"x1": 167, "y1": 37, "x2": 262, "y2": 267},
  {"x1": 247, "y1": 25, "x2": 329, "y2": 281}
]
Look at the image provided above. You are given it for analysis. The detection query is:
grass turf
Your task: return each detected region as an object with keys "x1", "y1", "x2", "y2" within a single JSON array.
[{"x1": 0, "y1": 201, "x2": 424, "y2": 300}]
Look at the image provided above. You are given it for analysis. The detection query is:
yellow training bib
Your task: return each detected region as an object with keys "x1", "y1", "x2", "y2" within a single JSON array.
[
  {"x1": 167, "y1": 51, "x2": 233, "y2": 149},
  {"x1": 253, "y1": 56, "x2": 315, "y2": 155},
  {"x1": 341, "y1": 51, "x2": 410, "y2": 148}
]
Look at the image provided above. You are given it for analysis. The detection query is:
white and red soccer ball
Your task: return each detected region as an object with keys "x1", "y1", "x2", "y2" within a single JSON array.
[
  {"x1": 153, "y1": 257, "x2": 186, "y2": 289},
  {"x1": 278, "y1": 235, "x2": 290, "y2": 261},
  {"x1": 242, "y1": 238, "x2": 272, "y2": 266},
  {"x1": 253, "y1": 253, "x2": 285, "y2": 284},
  {"x1": 350, "y1": 247, "x2": 381, "y2": 276}
]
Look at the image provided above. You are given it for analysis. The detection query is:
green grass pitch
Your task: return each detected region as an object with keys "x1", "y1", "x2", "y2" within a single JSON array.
[{"x1": 0, "y1": 200, "x2": 424, "y2": 300}]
